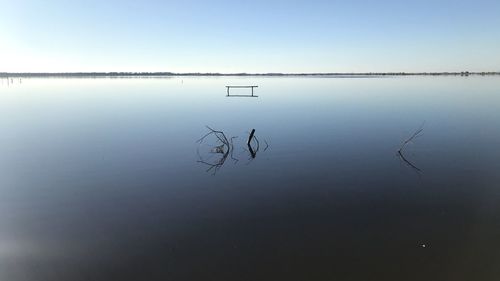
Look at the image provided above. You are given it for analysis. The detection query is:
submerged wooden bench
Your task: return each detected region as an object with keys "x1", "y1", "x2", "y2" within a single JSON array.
[{"x1": 226, "y1": 86, "x2": 258, "y2": 97}]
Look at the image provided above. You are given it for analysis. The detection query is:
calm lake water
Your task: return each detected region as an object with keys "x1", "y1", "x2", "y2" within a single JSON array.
[{"x1": 1, "y1": 76, "x2": 500, "y2": 281}]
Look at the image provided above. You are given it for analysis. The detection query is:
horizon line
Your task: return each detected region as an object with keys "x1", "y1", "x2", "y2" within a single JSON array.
[{"x1": 1, "y1": 71, "x2": 500, "y2": 77}]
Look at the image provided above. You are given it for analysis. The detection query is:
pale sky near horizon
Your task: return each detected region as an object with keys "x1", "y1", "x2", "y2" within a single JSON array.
[{"x1": 1, "y1": 0, "x2": 499, "y2": 73}]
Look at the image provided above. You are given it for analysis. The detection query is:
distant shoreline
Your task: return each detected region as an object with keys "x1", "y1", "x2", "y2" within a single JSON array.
[{"x1": 1, "y1": 72, "x2": 499, "y2": 78}]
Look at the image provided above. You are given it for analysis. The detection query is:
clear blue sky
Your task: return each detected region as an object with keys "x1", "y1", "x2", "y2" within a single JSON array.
[{"x1": 1, "y1": 0, "x2": 499, "y2": 72}]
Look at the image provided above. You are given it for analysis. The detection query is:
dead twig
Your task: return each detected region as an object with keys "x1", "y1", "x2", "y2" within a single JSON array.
[
  {"x1": 197, "y1": 126, "x2": 229, "y2": 147},
  {"x1": 197, "y1": 126, "x2": 232, "y2": 175},
  {"x1": 398, "y1": 122, "x2": 425, "y2": 153},
  {"x1": 398, "y1": 122, "x2": 425, "y2": 173}
]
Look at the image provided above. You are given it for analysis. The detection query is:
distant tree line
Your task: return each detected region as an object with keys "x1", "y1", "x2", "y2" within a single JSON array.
[{"x1": 1, "y1": 71, "x2": 499, "y2": 77}]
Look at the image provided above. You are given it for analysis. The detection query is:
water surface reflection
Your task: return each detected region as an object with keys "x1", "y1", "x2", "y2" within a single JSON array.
[{"x1": 1, "y1": 77, "x2": 500, "y2": 280}]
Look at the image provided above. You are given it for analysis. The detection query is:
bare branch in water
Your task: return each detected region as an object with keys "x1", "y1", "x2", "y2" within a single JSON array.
[
  {"x1": 398, "y1": 122, "x2": 425, "y2": 173},
  {"x1": 398, "y1": 121, "x2": 425, "y2": 153},
  {"x1": 197, "y1": 126, "x2": 229, "y2": 147},
  {"x1": 196, "y1": 127, "x2": 269, "y2": 173},
  {"x1": 197, "y1": 126, "x2": 231, "y2": 175}
]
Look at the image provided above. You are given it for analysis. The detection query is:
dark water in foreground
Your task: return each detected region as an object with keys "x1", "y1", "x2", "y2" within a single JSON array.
[{"x1": 1, "y1": 77, "x2": 500, "y2": 281}]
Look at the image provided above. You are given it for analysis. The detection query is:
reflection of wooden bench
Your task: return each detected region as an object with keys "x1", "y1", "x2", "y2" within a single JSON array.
[{"x1": 226, "y1": 86, "x2": 258, "y2": 97}]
